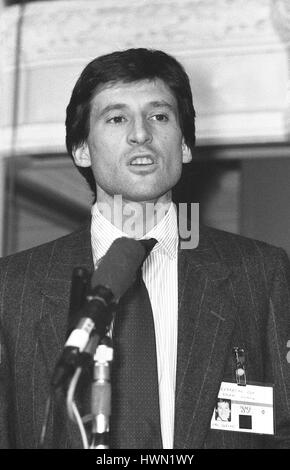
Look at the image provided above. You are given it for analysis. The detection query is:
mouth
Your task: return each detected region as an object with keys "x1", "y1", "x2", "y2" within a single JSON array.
[{"x1": 129, "y1": 154, "x2": 155, "y2": 166}]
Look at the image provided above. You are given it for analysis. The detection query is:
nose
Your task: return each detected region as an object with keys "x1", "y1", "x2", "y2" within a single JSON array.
[{"x1": 127, "y1": 116, "x2": 152, "y2": 145}]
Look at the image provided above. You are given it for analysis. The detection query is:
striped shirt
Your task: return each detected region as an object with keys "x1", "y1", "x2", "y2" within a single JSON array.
[{"x1": 90, "y1": 201, "x2": 178, "y2": 449}]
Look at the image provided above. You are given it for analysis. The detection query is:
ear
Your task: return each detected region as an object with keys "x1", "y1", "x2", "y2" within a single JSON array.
[
  {"x1": 181, "y1": 139, "x2": 192, "y2": 164},
  {"x1": 72, "y1": 143, "x2": 91, "y2": 167}
]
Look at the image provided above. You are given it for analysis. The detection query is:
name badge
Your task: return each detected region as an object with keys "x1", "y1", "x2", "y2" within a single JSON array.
[{"x1": 210, "y1": 381, "x2": 274, "y2": 435}]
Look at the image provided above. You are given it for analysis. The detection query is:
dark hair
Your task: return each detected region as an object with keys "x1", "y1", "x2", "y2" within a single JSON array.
[
  {"x1": 216, "y1": 399, "x2": 231, "y2": 407},
  {"x1": 65, "y1": 48, "x2": 196, "y2": 198}
]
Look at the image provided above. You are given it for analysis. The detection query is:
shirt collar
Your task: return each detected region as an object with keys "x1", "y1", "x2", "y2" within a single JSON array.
[
  {"x1": 144, "y1": 202, "x2": 178, "y2": 259},
  {"x1": 91, "y1": 201, "x2": 178, "y2": 265}
]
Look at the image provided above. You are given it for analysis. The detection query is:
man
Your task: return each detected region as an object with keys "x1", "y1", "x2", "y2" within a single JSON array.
[
  {"x1": 215, "y1": 399, "x2": 231, "y2": 422},
  {"x1": 0, "y1": 48, "x2": 290, "y2": 449}
]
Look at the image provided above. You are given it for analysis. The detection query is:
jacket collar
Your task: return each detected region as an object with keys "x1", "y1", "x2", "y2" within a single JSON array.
[
  {"x1": 174, "y1": 226, "x2": 237, "y2": 448},
  {"x1": 34, "y1": 227, "x2": 93, "y2": 448}
]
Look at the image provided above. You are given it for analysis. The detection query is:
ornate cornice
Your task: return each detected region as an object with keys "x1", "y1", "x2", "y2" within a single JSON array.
[
  {"x1": 271, "y1": 0, "x2": 290, "y2": 44},
  {"x1": 1, "y1": 0, "x2": 289, "y2": 150},
  {"x1": 0, "y1": 0, "x2": 283, "y2": 68}
]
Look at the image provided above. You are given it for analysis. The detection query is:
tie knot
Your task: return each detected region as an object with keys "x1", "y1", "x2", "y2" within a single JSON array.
[{"x1": 139, "y1": 238, "x2": 157, "y2": 262}]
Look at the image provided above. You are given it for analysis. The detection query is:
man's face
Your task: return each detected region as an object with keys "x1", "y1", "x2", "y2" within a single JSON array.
[
  {"x1": 77, "y1": 79, "x2": 190, "y2": 204},
  {"x1": 217, "y1": 402, "x2": 231, "y2": 421}
]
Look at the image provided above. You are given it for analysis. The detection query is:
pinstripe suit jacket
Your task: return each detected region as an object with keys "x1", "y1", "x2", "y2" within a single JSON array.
[{"x1": 0, "y1": 225, "x2": 290, "y2": 449}]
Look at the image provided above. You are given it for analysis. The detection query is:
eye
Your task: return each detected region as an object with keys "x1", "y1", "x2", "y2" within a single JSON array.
[
  {"x1": 150, "y1": 114, "x2": 169, "y2": 122},
  {"x1": 107, "y1": 115, "x2": 126, "y2": 124}
]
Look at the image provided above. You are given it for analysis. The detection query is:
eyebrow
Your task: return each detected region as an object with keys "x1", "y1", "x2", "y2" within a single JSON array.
[
  {"x1": 98, "y1": 104, "x2": 127, "y2": 117},
  {"x1": 97, "y1": 100, "x2": 176, "y2": 118},
  {"x1": 148, "y1": 100, "x2": 175, "y2": 110}
]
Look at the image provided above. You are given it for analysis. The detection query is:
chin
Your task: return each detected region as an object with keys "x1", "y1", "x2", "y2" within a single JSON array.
[
  {"x1": 124, "y1": 191, "x2": 168, "y2": 203},
  {"x1": 123, "y1": 184, "x2": 172, "y2": 203}
]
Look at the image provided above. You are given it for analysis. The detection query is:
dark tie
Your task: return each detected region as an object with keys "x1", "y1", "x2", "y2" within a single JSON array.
[{"x1": 110, "y1": 238, "x2": 163, "y2": 449}]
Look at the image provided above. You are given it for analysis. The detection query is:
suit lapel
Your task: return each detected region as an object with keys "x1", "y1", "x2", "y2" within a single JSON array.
[
  {"x1": 174, "y1": 228, "x2": 238, "y2": 449},
  {"x1": 34, "y1": 227, "x2": 94, "y2": 448}
]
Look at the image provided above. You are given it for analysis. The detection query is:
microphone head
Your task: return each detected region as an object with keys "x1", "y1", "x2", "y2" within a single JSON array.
[{"x1": 89, "y1": 237, "x2": 146, "y2": 302}]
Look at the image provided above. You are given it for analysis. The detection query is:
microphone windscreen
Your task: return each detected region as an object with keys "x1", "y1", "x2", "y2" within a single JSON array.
[{"x1": 90, "y1": 237, "x2": 146, "y2": 301}]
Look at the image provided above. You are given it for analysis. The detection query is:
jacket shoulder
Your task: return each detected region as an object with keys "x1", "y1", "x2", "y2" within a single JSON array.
[
  {"x1": 0, "y1": 226, "x2": 90, "y2": 281},
  {"x1": 200, "y1": 225, "x2": 289, "y2": 269}
]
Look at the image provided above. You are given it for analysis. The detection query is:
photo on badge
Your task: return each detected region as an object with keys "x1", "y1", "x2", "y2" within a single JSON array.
[{"x1": 215, "y1": 398, "x2": 232, "y2": 422}]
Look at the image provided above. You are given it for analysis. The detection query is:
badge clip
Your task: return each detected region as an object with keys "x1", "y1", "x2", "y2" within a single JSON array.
[{"x1": 233, "y1": 347, "x2": 246, "y2": 386}]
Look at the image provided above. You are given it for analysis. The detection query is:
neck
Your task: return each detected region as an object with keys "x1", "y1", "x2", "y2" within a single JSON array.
[{"x1": 96, "y1": 192, "x2": 172, "y2": 238}]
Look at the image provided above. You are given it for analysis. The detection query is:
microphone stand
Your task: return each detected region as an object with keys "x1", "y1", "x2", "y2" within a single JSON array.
[{"x1": 89, "y1": 336, "x2": 113, "y2": 449}]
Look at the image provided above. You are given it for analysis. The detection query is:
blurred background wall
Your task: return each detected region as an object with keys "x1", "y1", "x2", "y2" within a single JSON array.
[{"x1": 0, "y1": 0, "x2": 289, "y2": 256}]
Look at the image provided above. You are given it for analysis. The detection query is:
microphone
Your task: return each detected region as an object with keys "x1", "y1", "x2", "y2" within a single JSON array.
[
  {"x1": 51, "y1": 237, "x2": 147, "y2": 389},
  {"x1": 66, "y1": 267, "x2": 90, "y2": 339}
]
